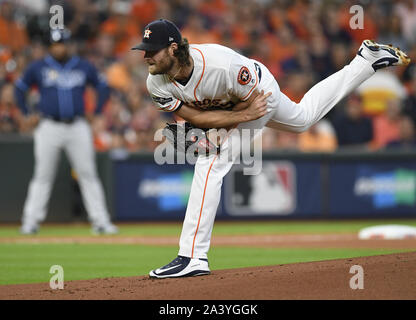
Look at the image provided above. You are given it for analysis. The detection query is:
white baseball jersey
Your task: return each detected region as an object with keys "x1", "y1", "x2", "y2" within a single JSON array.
[
  {"x1": 146, "y1": 44, "x2": 271, "y2": 113},
  {"x1": 144, "y1": 42, "x2": 376, "y2": 262}
]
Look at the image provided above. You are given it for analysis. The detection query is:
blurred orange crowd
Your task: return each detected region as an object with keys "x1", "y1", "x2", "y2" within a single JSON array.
[{"x1": 1, "y1": 0, "x2": 416, "y2": 152}]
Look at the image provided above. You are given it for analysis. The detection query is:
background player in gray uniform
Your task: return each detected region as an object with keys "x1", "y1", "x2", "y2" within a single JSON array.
[{"x1": 15, "y1": 29, "x2": 118, "y2": 235}]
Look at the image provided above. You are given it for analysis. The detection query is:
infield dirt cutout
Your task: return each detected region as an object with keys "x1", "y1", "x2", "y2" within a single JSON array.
[
  {"x1": 0, "y1": 233, "x2": 415, "y2": 299},
  {"x1": 1, "y1": 233, "x2": 416, "y2": 248}
]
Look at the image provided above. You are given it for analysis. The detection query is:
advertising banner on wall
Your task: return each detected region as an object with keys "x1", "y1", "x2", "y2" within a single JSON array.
[
  {"x1": 113, "y1": 158, "x2": 416, "y2": 220},
  {"x1": 114, "y1": 159, "x2": 323, "y2": 220},
  {"x1": 223, "y1": 161, "x2": 322, "y2": 217},
  {"x1": 224, "y1": 161, "x2": 296, "y2": 216},
  {"x1": 114, "y1": 161, "x2": 195, "y2": 220},
  {"x1": 329, "y1": 163, "x2": 416, "y2": 216}
]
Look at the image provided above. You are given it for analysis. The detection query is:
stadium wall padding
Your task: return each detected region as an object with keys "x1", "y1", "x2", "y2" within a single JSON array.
[{"x1": 1, "y1": 138, "x2": 416, "y2": 222}]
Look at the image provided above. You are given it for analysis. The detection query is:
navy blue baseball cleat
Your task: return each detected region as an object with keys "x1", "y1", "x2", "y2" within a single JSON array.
[
  {"x1": 357, "y1": 39, "x2": 411, "y2": 71},
  {"x1": 149, "y1": 255, "x2": 211, "y2": 278}
]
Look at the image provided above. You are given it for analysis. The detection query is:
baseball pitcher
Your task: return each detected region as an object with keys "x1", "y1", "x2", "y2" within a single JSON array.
[{"x1": 132, "y1": 19, "x2": 410, "y2": 278}]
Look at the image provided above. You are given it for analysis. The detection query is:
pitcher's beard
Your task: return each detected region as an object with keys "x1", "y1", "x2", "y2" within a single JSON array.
[{"x1": 148, "y1": 57, "x2": 174, "y2": 75}]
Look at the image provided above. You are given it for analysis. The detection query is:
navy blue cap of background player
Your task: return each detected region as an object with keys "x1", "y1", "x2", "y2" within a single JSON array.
[
  {"x1": 131, "y1": 19, "x2": 182, "y2": 51},
  {"x1": 49, "y1": 29, "x2": 71, "y2": 44}
]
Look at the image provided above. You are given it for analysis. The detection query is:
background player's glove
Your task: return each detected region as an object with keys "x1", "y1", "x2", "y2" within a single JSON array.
[{"x1": 162, "y1": 122, "x2": 220, "y2": 156}]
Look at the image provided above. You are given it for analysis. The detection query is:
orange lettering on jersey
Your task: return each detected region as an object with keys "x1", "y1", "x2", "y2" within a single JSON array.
[{"x1": 238, "y1": 66, "x2": 252, "y2": 85}]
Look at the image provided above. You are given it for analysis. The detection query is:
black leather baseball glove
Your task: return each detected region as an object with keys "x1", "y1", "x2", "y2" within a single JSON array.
[{"x1": 162, "y1": 122, "x2": 220, "y2": 156}]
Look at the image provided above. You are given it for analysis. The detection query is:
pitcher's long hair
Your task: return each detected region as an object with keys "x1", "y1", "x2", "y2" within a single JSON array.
[{"x1": 174, "y1": 38, "x2": 191, "y2": 67}]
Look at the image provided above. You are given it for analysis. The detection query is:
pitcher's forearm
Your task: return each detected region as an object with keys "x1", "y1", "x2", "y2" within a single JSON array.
[
  {"x1": 189, "y1": 109, "x2": 251, "y2": 128},
  {"x1": 175, "y1": 104, "x2": 255, "y2": 129}
]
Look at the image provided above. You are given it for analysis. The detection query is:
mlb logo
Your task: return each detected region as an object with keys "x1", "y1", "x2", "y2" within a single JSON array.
[{"x1": 225, "y1": 161, "x2": 296, "y2": 216}]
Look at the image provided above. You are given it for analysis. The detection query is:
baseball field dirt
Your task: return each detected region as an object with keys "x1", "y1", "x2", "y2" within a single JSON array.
[
  {"x1": 1, "y1": 233, "x2": 416, "y2": 248},
  {"x1": 1, "y1": 251, "x2": 415, "y2": 300}
]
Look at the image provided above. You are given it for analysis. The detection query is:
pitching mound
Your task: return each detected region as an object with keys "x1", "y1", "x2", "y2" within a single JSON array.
[{"x1": 1, "y1": 251, "x2": 415, "y2": 300}]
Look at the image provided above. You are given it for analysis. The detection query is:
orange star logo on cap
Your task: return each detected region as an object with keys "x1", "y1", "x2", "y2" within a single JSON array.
[{"x1": 144, "y1": 29, "x2": 152, "y2": 39}]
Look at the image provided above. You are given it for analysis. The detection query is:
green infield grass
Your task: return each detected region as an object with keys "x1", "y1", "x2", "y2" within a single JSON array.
[
  {"x1": 0, "y1": 219, "x2": 415, "y2": 285},
  {"x1": 0, "y1": 244, "x2": 412, "y2": 285}
]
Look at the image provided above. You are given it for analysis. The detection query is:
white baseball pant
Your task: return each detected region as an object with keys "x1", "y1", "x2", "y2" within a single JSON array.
[
  {"x1": 179, "y1": 55, "x2": 375, "y2": 259},
  {"x1": 22, "y1": 118, "x2": 112, "y2": 227}
]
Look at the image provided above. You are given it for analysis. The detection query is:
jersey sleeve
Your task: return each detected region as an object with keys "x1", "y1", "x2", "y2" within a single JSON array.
[
  {"x1": 146, "y1": 76, "x2": 182, "y2": 112},
  {"x1": 228, "y1": 56, "x2": 259, "y2": 101},
  {"x1": 15, "y1": 61, "x2": 38, "y2": 92},
  {"x1": 85, "y1": 61, "x2": 110, "y2": 114},
  {"x1": 14, "y1": 61, "x2": 39, "y2": 114}
]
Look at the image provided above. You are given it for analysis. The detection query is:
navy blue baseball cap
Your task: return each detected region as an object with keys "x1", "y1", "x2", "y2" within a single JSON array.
[{"x1": 131, "y1": 19, "x2": 182, "y2": 52}]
